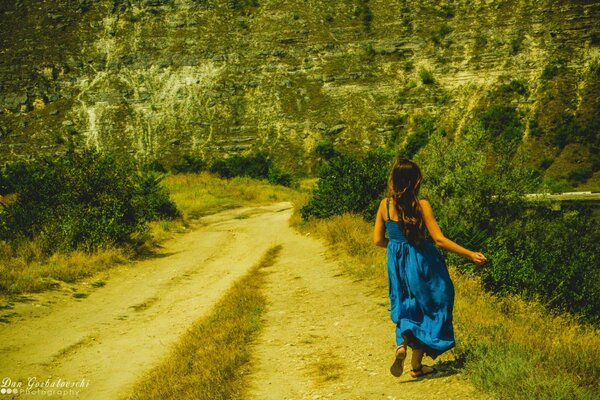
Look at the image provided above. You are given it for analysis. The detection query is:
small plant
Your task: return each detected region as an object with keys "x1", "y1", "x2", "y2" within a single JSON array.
[
  {"x1": 431, "y1": 23, "x2": 452, "y2": 46},
  {"x1": 419, "y1": 69, "x2": 435, "y2": 84},
  {"x1": 315, "y1": 141, "x2": 337, "y2": 160},
  {"x1": 437, "y1": 4, "x2": 454, "y2": 18},
  {"x1": 403, "y1": 117, "x2": 435, "y2": 158},
  {"x1": 209, "y1": 152, "x2": 271, "y2": 179},
  {"x1": 172, "y1": 154, "x2": 205, "y2": 173},
  {"x1": 479, "y1": 106, "x2": 523, "y2": 146},
  {"x1": 499, "y1": 79, "x2": 528, "y2": 96},
  {"x1": 541, "y1": 62, "x2": 564, "y2": 80},
  {"x1": 268, "y1": 167, "x2": 293, "y2": 187},
  {"x1": 474, "y1": 34, "x2": 488, "y2": 49},
  {"x1": 324, "y1": 14, "x2": 334, "y2": 23}
]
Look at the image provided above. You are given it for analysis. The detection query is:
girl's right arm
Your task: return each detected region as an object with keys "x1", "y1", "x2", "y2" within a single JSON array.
[{"x1": 419, "y1": 199, "x2": 487, "y2": 265}]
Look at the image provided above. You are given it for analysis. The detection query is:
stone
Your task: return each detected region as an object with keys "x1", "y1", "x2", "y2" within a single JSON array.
[
  {"x1": 328, "y1": 124, "x2": 346, "y2": 135},
  {"x1": 62, "y1": 120, "x2": 74, "y2": 126}
]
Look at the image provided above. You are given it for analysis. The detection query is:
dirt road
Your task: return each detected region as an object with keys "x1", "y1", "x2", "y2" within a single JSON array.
[{"x1": 0, "y1": 203, "x2": 487, "y2": 399}]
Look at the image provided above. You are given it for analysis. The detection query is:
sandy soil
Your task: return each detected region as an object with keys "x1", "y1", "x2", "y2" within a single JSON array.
[{"x1": 0, "y1": 203, "x2": 488, "y2": 399}]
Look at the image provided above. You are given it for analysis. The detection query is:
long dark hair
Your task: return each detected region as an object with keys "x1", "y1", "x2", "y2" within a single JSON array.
[{"x1": 388, "y1": 157, "x2": 426, "y2": 246}]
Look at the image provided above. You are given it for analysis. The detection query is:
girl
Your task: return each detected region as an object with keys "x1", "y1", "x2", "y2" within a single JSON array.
[{"x1": 373, "y1": 157, "x2": 487, "y2": 378}]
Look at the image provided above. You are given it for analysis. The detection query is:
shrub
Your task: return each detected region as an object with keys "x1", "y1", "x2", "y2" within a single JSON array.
[
  {"x1": 209, "y1": 152, "x2": 271, "y2": 179},
  {"x1": 479, "y1": 106, "x2": 523, "y2": 146},
  {"x1": 552, "y1": 112, "x2": 580, "y2": 148},
  {"x1": 315, "y1": 141, "x2": 337, "y2": 160},
  {"x1": 301, "y1": 149, "x2": 393, "y2": 221},
  {"x1": 172, "y1": 155, "x2": 205, "y2": 173},
  {"x1": 419, "y1": 69, "x2": 434, "y2": 84},
  {"x1": 415, "y1": 124, "x2": 600, "y2": 323},
  {"x1": 268, "y1": 167, "x2": 293, "y2": 187},
  {"x1": 541, "y1": 63, "x2": 563, "y2": 80},
  {"x1": 431, "y1": 23, "x2": 452, "y2": 46},
  {"x1": 499, "y1": 80, "x2": 528, "y2": 96},
  {"x1": 403, "y1": 117, "x2": 435, "y2": 158},
  {"x1": 143, "y1": 160, "x2": 167, "y2": 173},
  {"x1": 0, "y1": 148, "x2": 179, "y2": 254}
]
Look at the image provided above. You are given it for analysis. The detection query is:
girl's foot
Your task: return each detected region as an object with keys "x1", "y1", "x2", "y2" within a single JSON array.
[
  {"x1": 390, "y1": 345, "x2": 407, "y2": 377},
  {"x1": 410, "y1": 364, "x2": 436, "y2": 378}
]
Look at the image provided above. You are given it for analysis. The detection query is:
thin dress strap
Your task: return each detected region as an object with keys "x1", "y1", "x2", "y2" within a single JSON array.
[{"x1": 386, "y1": 198, "x2": 391, "y2": 221}]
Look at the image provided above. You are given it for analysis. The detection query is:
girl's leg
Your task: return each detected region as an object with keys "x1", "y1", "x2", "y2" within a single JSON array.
[
  {"x1": 410, "y1": 348, "x2": 435, "y2": 377},
  {"x1": 411, "y1": 348, "x2": 425, "y2": 370}
]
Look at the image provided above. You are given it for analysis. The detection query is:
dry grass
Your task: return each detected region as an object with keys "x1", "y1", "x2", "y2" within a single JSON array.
[
  {"x1": 308, "y1": 351, "x2": 344, "y2": 383},
  {"x1": 299, "y1": 213, "x2": 600, "y2": 399},
  {"x1": 0, "y1": 239, "x2": 129, "y2": 295},
  {"x1": 126, "y1": 245, "x2": 282, "y2": 400},
  {"x1": 162, "y1": 172, "x2": 299, "y2": 222}
]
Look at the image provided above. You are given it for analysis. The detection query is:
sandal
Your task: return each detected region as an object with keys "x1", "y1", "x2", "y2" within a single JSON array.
[
  {"x1": 390, "y1": 344, "x2": 407, "y2": 377},
  {"x1": 410, "y1": 364, "x2": 436, "y2": 378}
]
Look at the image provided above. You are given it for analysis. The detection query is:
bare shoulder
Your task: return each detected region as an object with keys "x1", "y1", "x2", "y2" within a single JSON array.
[
  {"x1": 380, "y1": 197, "x2": 389, "y2": 207},
  {"x1": 378, "y1": 197, "x2": 388, "y2": 213},
  {"x1": 419, "y1": 199, "x2": 431, "y2": 208}
]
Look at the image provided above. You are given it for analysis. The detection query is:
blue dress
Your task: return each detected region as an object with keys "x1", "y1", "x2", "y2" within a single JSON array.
[{"x1": 384, "y1": 199, "x2": 455, "y2": 359}]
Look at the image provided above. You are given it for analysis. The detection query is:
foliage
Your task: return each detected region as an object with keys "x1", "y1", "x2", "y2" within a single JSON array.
[
  {"x1": 315, "y1": 140, "x2": 337, "y2": 160},
  {"x1": 268, "y1": 167, "x2": 293, "y2": 187},
  {"x1": 300, "y1": 149, "x2": 393, "y2": 221},
  {"x1": 209, "y1": 152, "x2": 271, "y2": 179},
  {"x1": 209, "y1": 152, "x2": 293, "y2": 187},
  {"x1": 419, "y1": 69, "x2": 434, "y2": 84},
  {"x1": 499, "y1": 79, "x2": 528, "y2": 96},
  {"x1": 479, "y1": 105, "x2": 523, "y2": 146},
  {"x1": 431, "y1": 23, "x2": 452, "y2": 46},
  {"x1": 403, "y1": 116, "x2": 435, "y2": 158},
  {"x1": 0, "y1": 148, "x2": 179, "y2": 254},
  {"x1": 415, "y1": 124, "x2": 600, "y2": 323},
  {"x1": 172, "y1": 154, "x2": 205, "y2": 173}
]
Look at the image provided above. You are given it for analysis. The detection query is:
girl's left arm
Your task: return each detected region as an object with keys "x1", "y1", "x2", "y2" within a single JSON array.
[{"x1": 373, "y1": 199, "x2": 389, "y2": 248}]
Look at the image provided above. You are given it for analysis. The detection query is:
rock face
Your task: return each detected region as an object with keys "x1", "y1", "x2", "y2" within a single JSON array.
[{"x1": 0, "y1": 0, "x2": 599, "y2": 178}]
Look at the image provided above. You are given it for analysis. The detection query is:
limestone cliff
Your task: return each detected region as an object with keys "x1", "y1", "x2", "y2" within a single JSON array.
[{"x1": 0, "y1": 0, "x2": 599, "y2": 185}]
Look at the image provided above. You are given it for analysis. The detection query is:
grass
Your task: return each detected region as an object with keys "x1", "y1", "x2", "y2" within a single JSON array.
[
  {"x1": 126, "y1": 245, "x2": 282, "y2": 400},
  {"x1": 296, "y1": 210, "x2": 600, "y2": 400},
  {"x1": 0, "y1": 240, "x2": 129, "y2": 295},
  {"x1": 162, "y1": 171, "x2": 299, "y2": 222},
  {"x1": 0, "y1": 172, "x2": 300, "y2": 297}
]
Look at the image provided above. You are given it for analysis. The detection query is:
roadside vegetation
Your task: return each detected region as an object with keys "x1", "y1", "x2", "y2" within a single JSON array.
[
  {"x1": 297, "y1": 121, "x2": 599, "y2": 399},
  {"x1": 298, "y1": 211, "x2": 599, "y2": 399},
  {"x1": 127, "y1": 245, "x2": 282, "y2": 400},
  {"x1": 0, "y1": 149, "x2": 297, "y2": 296}
]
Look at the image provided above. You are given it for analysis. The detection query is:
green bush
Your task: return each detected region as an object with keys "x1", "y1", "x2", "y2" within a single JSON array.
[
  {"x1": 415, "y1": 124, "x2": 600, "y2": 324},
  {"x1": 209, "y1": 152, "x2": 271, "y2": 179},
  {"x1": 301, "y1": 149, "x2": 392, "y2": 221},
  {"x1": 268, "y1": 167, "x2": 293, "y2": 187},
  {"x1": 0, "y1": 148, "x2": 179, "y2": 253},
  {"x1": 403, "y1": 117, "x2": 435, "y2": 158},
  {"x1": 419, "y1": 69, "x2": 434, "y2": 84},
  {"x1": 172, "y1": 155, "x2": 205, "y2": 173},
  {"x1": 479, "y1": 106, "x2": 523, "y2": 146},
  {"x1": 315, "y1": 140, "x2": 337, "y2": 160}
]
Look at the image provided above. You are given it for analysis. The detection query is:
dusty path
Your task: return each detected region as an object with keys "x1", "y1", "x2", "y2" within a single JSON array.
[
  {"x1": 247, "y1": 209, "x2": 488, "y2": 400},
  {"x1": 0, "y1": 203, "x2": 487, "y2": 399},
  {"x1": 0, "y1": 204, "x2": 290, "y2": 399}
]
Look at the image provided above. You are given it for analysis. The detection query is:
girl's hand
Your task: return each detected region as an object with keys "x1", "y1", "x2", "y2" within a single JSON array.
[{"x1": 470, "y1": 251, "x2": 487, "y2": 266}]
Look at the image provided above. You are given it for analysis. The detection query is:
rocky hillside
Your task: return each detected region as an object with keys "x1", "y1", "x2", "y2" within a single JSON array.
[{"x1": 0, "y1": 0, "x2": 599, "y2": 186}]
